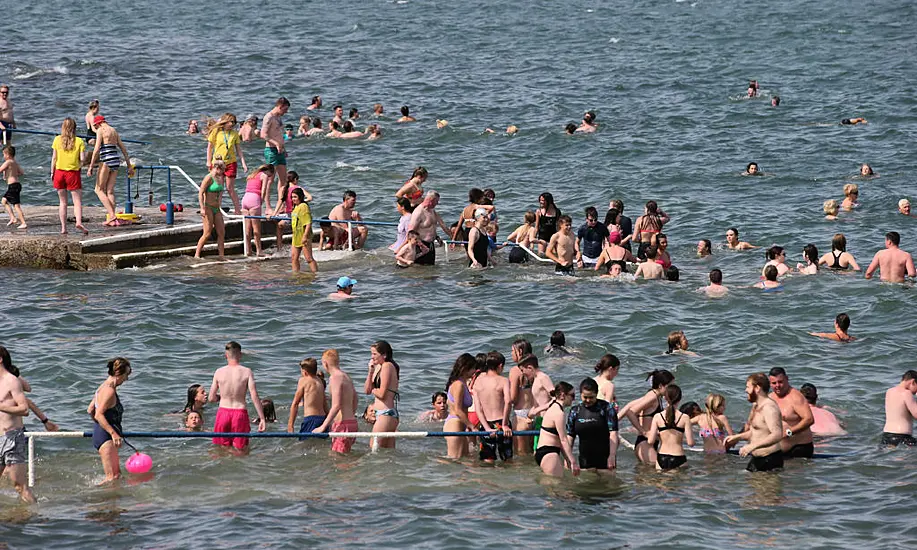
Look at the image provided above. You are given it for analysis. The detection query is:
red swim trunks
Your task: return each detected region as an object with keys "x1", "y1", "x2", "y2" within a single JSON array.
[
  {"x1": 224, "y1": 162, "x2": 238, "y2": 179},
  {"x1": 331, "y1": 418, "x2": 358, "y2": 454},
  {"x1": 212, "y1": 407, "x2": 251, "y2": 449},
  {"x1": 53, "y1": 169, "x2": 82, "y2": 191}
]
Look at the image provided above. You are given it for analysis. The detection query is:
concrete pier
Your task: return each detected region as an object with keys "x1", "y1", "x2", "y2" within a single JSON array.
[{"x1": 0, "y1": 206, "x2": 279, "y2": 270}]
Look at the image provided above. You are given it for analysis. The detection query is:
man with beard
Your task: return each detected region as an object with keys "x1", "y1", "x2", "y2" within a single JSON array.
[{"x1": 725, "y1": 373, "x2": 785, "y2": 472}]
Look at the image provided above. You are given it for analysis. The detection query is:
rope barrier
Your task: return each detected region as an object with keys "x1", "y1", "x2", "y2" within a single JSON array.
[{"x1": 2, "y1": 127, "x2": 150, "y2": 145}]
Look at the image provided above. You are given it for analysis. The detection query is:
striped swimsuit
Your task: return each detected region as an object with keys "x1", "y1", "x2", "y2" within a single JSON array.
[{"x1": 99, "y1": 143, "x2": 121, "y2": 169}]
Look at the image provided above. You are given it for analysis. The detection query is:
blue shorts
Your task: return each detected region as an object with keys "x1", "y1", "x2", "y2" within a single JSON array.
[
  {"x1": 299, "y1": 415, "x2": 326, "y2": 440},
  {"x1": 264, "y1": 147, "x2": 287, "y2": 166}
]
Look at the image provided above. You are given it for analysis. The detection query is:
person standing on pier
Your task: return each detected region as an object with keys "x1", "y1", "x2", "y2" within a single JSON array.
[{"x1": 50, "y1": 118, "x2": 88, "y2": 234}]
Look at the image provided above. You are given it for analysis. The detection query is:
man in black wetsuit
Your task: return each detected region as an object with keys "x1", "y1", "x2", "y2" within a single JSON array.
[{"x1": 565, "y1": 378, "x2": 619, "y2": 470}]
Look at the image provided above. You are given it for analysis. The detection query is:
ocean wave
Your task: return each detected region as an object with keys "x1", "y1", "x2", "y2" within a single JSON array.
[
  {"x1": 334, "y1": 160, "x2": 373, "y2": 172},
  {"x1": 11, "y1": 63, "x2": 69, "y2": 80}
]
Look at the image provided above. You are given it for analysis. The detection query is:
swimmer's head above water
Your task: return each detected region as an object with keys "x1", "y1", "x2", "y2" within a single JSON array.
[
  {"x1": 564, "y1": 123, "x2": 577, "y2": 134},
  {"x1": 744, "y1": 162, "x2": 761, "y2": 175}
]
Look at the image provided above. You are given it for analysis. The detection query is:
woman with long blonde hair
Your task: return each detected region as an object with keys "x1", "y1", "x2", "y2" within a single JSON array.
[
  {"x1": 194, "y1": 159, "x2": 227, "y2": 259},
  {"x1": 695, "y1": 393, "x2": 733, "y2": 453},
  {"x1": 50, "y1": 117, "x2": 88, "y2": 234},
  {"x1": 206, "y1": 113, "x2": 246, "y2": 214}
]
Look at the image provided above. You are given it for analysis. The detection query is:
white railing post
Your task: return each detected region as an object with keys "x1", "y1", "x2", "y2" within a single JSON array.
[
  {"x1": 28, "y1": 435, "x2": 34, "y2": 487},
  {"x1": 348, "y1": 222, "x2": 354, "y2": 251}
]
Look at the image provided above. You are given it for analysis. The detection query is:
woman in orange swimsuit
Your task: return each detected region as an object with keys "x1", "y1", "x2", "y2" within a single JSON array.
[{"x1": 395, "y1": 166, "x2": 428, "y2": 207}]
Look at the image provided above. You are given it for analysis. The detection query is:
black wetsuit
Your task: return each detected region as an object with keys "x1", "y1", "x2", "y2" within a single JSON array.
[{"x1": 566, "y1": 399, "x2": 618, "y2": 469}]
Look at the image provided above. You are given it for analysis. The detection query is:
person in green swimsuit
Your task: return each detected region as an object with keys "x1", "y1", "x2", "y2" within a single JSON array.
[{"x1": 194, "y1": 160, "x2": 227, "y2": 260}]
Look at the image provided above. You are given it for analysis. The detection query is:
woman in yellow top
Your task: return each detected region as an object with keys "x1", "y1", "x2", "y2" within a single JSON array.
[
  {"x1": 50, "y1": 117, "x2": 88, "y2": 234},
  {"x1": 206, "y1": 113, "x2": 247, "y2": 214},
  {"x1": 290, "y1": 188, "x2": 317, "y2": 273}
]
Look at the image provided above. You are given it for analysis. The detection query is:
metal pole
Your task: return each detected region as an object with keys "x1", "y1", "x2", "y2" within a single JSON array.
[
  {"x1": 348, "y1": 222, "x2": 354, "y2": 251},
  {"x1": 125, "y1": 174, "x2": 134, "y2": 214},
  {"x1": 27, "y1": 435, "x2": 34, "y2": 488},
  {"x1": 165, "y1": 169, "x2": 174, "y2": 225}
]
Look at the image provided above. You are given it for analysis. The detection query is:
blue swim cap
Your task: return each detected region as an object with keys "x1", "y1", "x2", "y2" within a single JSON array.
[{"x1": 337, "y1": 276, "x2": 357, "y2": 288}]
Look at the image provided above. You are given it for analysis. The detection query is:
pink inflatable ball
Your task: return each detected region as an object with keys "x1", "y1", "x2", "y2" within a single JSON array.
[{"x1": 125, "y1": 452, "x2": 153, "y2": 474}]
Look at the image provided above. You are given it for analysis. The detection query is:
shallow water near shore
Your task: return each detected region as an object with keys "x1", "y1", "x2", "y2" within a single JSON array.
[{"x1": 3, "y1": 0, "x2": 917, "y2": 548}]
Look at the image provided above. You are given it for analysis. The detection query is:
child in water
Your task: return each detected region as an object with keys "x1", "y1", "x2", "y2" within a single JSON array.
[
  {"x1": 290, "y1": 188, "x2": 318, "y2": 274},
  {"x1": 185, "y1": 411, "x2": 203, "y2": 431},
  {"x1": 694, "y1": 394, "x2": 733, "y2": 453},
  {"x1": 0, "y1": 146, "x2": 26, "y2": 228},
  {"x1": 395, "y1": 230, "x2": 429, "y2": 267}
]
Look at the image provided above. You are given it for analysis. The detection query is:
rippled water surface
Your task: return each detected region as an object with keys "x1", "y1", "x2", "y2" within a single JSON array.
[{"x1": 3, "y1": 0, "x2": 917, "y2": 548}]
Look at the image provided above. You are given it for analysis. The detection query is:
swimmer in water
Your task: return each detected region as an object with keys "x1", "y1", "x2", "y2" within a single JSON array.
[
  {"x1": 742, "y1": 162, "x2": 763, "y2": 176},
  {"x1": 665, "y1": 265, "x2": 679, "y2": 281},
  {"x1": 899, "y1": 199, "x2": 912, "y2": 217},
  {"x1": 666, "y1": 330, "x2": 698, "y2": 357},
  {"x1": 818, "y1": 233, "x2": 860, "y2": 271},
  {"x1": 577, "y1": 111, "x2": 597, "y2": 133},
  {"x1": 725, "y1": 227, "x2": 758, "y2": 250},
  {"x1": 305, "y1": 117, "x2": 325, "y2": 136},
  {"x1": 185, "y1": 411, "x2": 203, "y2": 431},
  {"x1": 372, "y1": 103, "x2": 384, "y2": 116},
  {"x1": 307, "y1": 95, "x2": 322, "y2": 111},
  {"x1": 186, "y1": 119, "x2": 200, "y2": 134},
  {"x1": 859, "y1": 163, "x2": 875, "y2": 177},
  {"x1": 799, "y1": 383, "x2": 846, "y2": 436},
  {"x1": 747, "y1": 80, "x2": 759, "y2": 98},
  {"x1": 544, "y1": 331, "x2": 571, "y2": 356},
  {"x1": 823, "y1": 199, "x2": 839, "y2": 221},
  {"x1": 810, "y1": 312, "x2": 855, "y2": 342},
  {"x1": 881, "y1": 370, "x2": 917, "y2": 447},
  {"x1": 647, "y1": 384, "x2": 693, "y2": 471},
  {"x1": 593, "y1": 354, "x2": 620, "y2": 404},
  {"x1": 349, "y1": 107, "x2": 359, "y2": 121},
  {"x1": 763, "y1": 245, "x2": 791, "y2": 277},
  {"x1": 329, "y1": 276, "x2": 357, "y2": 300},
  {"x1": 865, "y1": 231, "x2": 916, "y2": 283},
  {"x1": 437, "y1": 119, "x2": 449, "y2": 129},
  {"x1": 755, "y1": 265, "x2": 783, "y2": 291},
  {"x1": 397, "y1": 105, "x2": 416, "y2": 123},
  {"x1": 564, "y1": 123, "x2": 577, "y2": 135},
  {"x1": 771, "y1": 96, "x2": 780, "y2": 107},
  {"x1": 699, "y1": 268, "x2": 728, "y2": 297},
  {"x1": 697, "y1": 239, "x2": 712, "y2": 257},
  {"x1": 619, "y1": 369, "x2": 675, "y2": 466},
  {"x1": 634, "y1": 246, "x2": 665, "y2": 279},
  {"x1": 366, "y1": 124, "x2": 382, "y2": 140},
  {"x1": 695, "y1": 393, "x2": 733, "y2": 453},
  {"x1": 841, "y1": 117, "x2": 867, "y2": 125},
  {"x1": 796, "y1": 243, "x2": 819, "y2": 275},
  {"x1": 339, "y1": 121, "x2": 364, "y2": 139},
  {"x1": 841, "y1": 183, "x2": 859, "y2": 211}
]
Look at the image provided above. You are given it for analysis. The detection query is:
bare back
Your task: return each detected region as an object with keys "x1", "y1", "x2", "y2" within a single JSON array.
[
  {"x1": 210, "y1": 364, "x2": 253, "y2": 409},
  {"x1": 474, "y1": 372, "x2": 508, "y2": 422},
  {"x1": 330, "y1": 371, "x2": 358, "y2": 422},
  {"x1": 301, "y1": 377, "x2": 327, "y2": 417},
  {"x1": 884, "y1": 386, "x2": 917, "y2": 434}
]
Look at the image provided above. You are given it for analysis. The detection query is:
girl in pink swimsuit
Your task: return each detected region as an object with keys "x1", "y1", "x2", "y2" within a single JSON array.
[{"x1": 241, "y1": 165, "x2": 274, "y2": 256}]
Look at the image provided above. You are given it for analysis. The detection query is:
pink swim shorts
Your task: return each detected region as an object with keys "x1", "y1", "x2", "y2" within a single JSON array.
[
  {"x1": 331, "y1": 418, "x2": 358, "y2": 454},
  {"x1": 213, "y1": 407, "x2": 251, "y2": 450}
]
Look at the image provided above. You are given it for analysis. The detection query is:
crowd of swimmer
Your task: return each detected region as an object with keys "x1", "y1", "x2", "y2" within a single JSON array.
[{"x1": 6, "y1": 330, "x2": 917, "y2": 504}]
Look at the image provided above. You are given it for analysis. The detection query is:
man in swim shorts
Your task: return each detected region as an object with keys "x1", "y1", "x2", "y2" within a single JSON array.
[
  {"x1": 0, "y1": 346, "x2": 34, "y2": 502},
  {"x1": 287, "y1": 357, "x2": 328, "y2": 440},
  {"x1": 768, "y1": 368, "x2": 814, "y2": 459},
  {"x1": 261, "y1": 97, "x2": 290, "y2": 212},
  {"x1": 725, "y1": 373, "x2": 785, "y2": 472},
  {"x1": 208, "y1": 341, "x2": 267, "y2": 451},
  {"x1": 864, "y1": 231, "x2": 916, "y2": 283},
  {"x1": 473, "y1": 351, "x2": 513, "y2": 463},
  {"x1": 881, "y1": 370, "x2": 917, "y2": 447},
  {"x1": 408, "y1": 191, "x2": 449, "y2": 266},
  {"x1": 546, "y1": 215, "x2": 576, "y2": 275},
  {"x1": 0, "y1": 85, "x2": 15, "y2": 144},
  {"x1": 313, "y1": 349, "x2": 360, "y2": 454}
]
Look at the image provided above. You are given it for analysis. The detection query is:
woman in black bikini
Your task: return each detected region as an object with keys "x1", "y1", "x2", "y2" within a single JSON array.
[
  {"x1": 619, "y1": 369, "x2": 674, "y2": 465},
  {"x1": 647, "y1": 384, "x2": 693, "y2": 471},
  {"x1": 594, "y1": 231, "x2": 636, "y2": 274},
  {"x1": 534, "y1": 382, "x2": 579, "y2": 477},
  {"x1": 534, "y1": 192, "x2": 561, "y2": 254}
]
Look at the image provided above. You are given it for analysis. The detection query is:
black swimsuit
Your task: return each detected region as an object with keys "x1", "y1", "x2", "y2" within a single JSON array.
[
  {"x1": 535, "y1": 402, "x2": 564, "y2": 466},
  {"x1": 469, "y1": 227, "x2": 490, "y2": 267},
  {"x1": 830, "y1": 250, "x2": 849, "y2": 270},
  {"x1": 537, "y1": 209, "x2": 560, "y2": 242}
]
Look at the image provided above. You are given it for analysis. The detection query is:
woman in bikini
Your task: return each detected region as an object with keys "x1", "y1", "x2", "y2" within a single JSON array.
[
  {"x1": 647, "y1": 384, "x2": 693, "y2": 471},
  {"x1": 762, "y1": 245, "x2": 791, "y2": 277},
  {"x1": 818, "y1": 233, "x2": 860, "y2": 271},
  {"x1": 194, "y1": 160, "x2": 227, "y2": 259},
  {"x1": 443, "y1": 353, "x2": 478, "y2": 459},
  {"x1": 594, "y1": 231, "x2": 636, "y2": 274},
  {"x1": 632, "y1": 200, "x2": 668, "y2": 260},
  {"x1": 395, "y1": 166, "x2": 428, "y2": 207},
  {"x1": 619, "y1": 369, "x2": 674, "y2": 465},
  {"x1": 654, "y1": 232, "x2": 672, "y2": 269},
  {"x1": 694, "y1": 393, "x2": 733, "y2": 453},
  {"x1": 88, "y1": 116, "x2": 132, "y2": 226},
  {"x1": 365, "y1": 340, "x2": 400, "y2": 450},
  {"x1": 452, "y1": 188, "x2": 493, "y2": 243},
  {"x1": 593, "y1": 354, "x2": 620, "y2": 403},
  {"x1": 534, "y1": 382, "x2": 580, "y2": 477}
]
